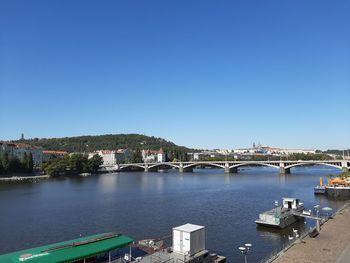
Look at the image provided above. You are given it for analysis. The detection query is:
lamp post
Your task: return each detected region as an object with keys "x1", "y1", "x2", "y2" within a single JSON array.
[
  {"x1": 313, "y1": 205, "x2": 320, "y2": 218},
  {"x1": 238, "y1": 243, "x2": 252, "y2": 263}
]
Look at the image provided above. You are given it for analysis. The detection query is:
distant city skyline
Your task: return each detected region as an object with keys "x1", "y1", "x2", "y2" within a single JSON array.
[{"x1": 1, "y1": 1, "x2": 349, "y2": 150}]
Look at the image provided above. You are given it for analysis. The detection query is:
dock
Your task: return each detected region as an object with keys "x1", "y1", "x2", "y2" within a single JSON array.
[
  {"x1": 270, "y1": 202, "x2": 350, "y2": 263},
  {"x1": 290, "y1": 211, "x2": 322, "y2": 221},
  {"x1": 135, "y1": 249, "x2": 225, "y2": 263}
]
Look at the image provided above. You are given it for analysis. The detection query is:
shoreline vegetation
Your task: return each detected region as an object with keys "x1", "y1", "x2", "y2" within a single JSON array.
[
  {"x1": 42, "y1": 154, "x2": 103, "y2": 176},
  {"x1": 328, "y1": 171, "x2": 350, "y2": 178},
  {"x1": 0, "y1": 152, "x2": 34, "y2": 176}
]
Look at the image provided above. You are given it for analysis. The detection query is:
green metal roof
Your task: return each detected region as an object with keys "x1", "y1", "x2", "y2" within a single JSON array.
[{"x1": 0, "y1": 232, "x2": 133, "y2": 263}]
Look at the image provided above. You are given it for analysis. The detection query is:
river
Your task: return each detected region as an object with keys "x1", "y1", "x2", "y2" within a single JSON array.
[{"x1": 0, "y1": 166, "x2": 346, "y2": 262}]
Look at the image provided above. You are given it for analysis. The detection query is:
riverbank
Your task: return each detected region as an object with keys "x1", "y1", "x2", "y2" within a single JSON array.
[
  {"x1": 0, "y1": 174, "x2": 50, "y2": 181},
  {"x1": 271, "y1": 202, "x2": 350, "y2": 263}
]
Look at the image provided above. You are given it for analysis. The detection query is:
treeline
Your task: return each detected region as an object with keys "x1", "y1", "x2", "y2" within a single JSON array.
[
  {"x1": 283, "y1": 153, "x2": 333, "y2": 161},
  {"x1": 323, "y1": 149, "x2": 350, "y2": 156},
  {"x1": 329, "y1": 171, "x2": 350, "y2": 178},
  {"x1": 169, "y1": 150, "x2": 190, "y2": 162},
  {"x1": 0, "y1": 152, "x2": 34, "y2": 175},
  {"x1": 43, "y1": 154, "x2": 103, "y2": 176},
  {"x1": 19, "y1": 134, "x2": 197, "y2": 154}
]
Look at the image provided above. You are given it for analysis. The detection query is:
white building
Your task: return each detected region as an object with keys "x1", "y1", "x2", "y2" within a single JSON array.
[
  {"x1": 89, "y1": 149, "x2": 132, "y2": 165},
  {"x1": 142, "y1": 149, "x2": 158, "y2": 163},
  {"x1": 173, "y1": 223, "x2": 205, "y2": 256},
  {"x1": 0, "y1": 141, "x2": 16, "y2": 155},
  {"x1": 157, "y1": 148, "x2": 166, "y2": 163},
  {"x1": 142, "y1": 148, "x2": 167, "y2": 163},
  {"x1": 279, "y1": 149, "x2": 316, "y2": 155},
  {"x1": 233, "y1": 145, "x2": 316, "y2": 156},
  {"x1": 89, "y1": 150, "x2": 117, "y2": 165},
  {"x1": 0, "y1": 141, "x2": 43, "y2": 166}
]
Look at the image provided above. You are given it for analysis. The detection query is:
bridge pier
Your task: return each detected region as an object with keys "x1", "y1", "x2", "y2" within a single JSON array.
[
  {"x1": 115, "y1": 164, "x2": 121, "y2": 172},
  {"x1": 179, "y1": 167, "x2": 193, "y2": 173},
  {"x1": 224, "y1": 167, "x2": 238, "y2": 173},
  {"x1": 279, "y1": 162, "x2": 291, "y2": 174},
  {"x1": 179, "y1": 163, "x2": 193, "y2": 173},
  {"x1": 342, "y1": 161, "x2": 349, "y2": 173},
  {"x1": 279, "y1": 167, "x2": 291, "y2": 174},
  {"x1": 224, "y1": 162, "x2": 237, "y2": 174},
  {"x1": 144, "y1": 165, "x2": 149, "y2": 172}
]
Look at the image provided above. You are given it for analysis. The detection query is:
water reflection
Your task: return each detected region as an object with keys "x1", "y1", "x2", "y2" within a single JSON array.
[
  {"x1": 98, "y1": 174, "x2": 119, "y2": 193},
  {"x1": 278, "y1": 174, "x2": 286, "y2": 186}
]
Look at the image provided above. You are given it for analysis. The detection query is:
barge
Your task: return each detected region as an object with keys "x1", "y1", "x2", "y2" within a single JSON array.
[
  {"x1": 255, "y1": 198, "x2": 305, "y2": 228},
  {"x1": 326, "y1": 177, "x2": 350, "y2": 198}
]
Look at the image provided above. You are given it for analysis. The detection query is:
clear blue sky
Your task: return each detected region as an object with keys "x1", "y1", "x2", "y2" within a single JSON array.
[{"x1": 1, "y1": 1, "x2": 349, "y2": 150}]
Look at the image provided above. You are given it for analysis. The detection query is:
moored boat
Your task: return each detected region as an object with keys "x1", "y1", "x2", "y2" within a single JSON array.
[
  {"x1": 0, "y1": 224, "x2": 226, "y2": 263},
  {"x1": 326, "y1": 176, "x2": 350, "y2": 198},
  {"x1": 314, "y1": 177, "x2": 326, "y2": 195},
  {"x1": 255, "y1": 198, "x2": 305, "y2": 228}
]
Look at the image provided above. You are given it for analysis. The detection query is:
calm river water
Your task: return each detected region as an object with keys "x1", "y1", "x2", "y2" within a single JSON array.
[{"x1": 0, "y1": 166, "x2": 346, "y2": 262}]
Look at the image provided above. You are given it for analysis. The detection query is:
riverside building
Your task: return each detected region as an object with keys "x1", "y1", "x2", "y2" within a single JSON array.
[
  {"x1": 0, "y1": 141, "x2": 43, "y2": 166},
  {"x1": 89, "y1": 149, "x2": 132, "y2": 165}
]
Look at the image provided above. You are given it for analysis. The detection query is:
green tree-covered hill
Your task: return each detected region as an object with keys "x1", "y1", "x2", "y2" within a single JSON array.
[{"x1": 19, "y1": 134, "x2": 197, "y2": 154}]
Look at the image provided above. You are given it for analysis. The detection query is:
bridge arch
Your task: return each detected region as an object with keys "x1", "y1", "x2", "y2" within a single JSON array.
[
  {"x1": 148, "y1": 163, "x2": 180, "y2": 169},
  {"x1": 119, "y1": 164, "x2": 146, "y2": 170},
  {"x1": 284, "y1": 162, "x2": 342, "y2": 170},
  {"x1": 183, "y1": 162, "x2": 225, "y2": 169},
  {"x1": 229, "y1": 163, "x2": 280, "y2": 169}
]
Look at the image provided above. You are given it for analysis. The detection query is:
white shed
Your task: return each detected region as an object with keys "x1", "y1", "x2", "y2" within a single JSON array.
[
  {"x1": 282, "y1": 197, "x2": 300, "y2": 209},
  {"x1": 172, "y1": 223, "x2": 205, "y2": 256}
]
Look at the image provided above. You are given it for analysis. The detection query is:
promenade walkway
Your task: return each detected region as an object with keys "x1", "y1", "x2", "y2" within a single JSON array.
[{"x1": 273, "y1": 203, "x2": 350, "y2": 263}]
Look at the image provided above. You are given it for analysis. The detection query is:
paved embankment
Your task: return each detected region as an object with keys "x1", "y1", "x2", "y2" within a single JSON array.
[
  {"x1": 0, "y1": 175, "x2": 50, "y2": 181},
  {"x1": 272, "y1": 203, "x2": 350, "y2": 263}
]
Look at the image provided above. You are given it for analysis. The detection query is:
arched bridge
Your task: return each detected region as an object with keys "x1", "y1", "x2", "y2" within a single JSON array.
[{"x1": 102, "y1": 160, "x2": 350, "y2": 174}]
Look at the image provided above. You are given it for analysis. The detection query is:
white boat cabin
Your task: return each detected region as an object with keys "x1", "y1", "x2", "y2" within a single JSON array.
[{"x1": 282, "y1": 197, "x2": 301, "y2": 210}]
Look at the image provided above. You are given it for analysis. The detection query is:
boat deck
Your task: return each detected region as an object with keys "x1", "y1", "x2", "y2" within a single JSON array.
[
  {"x1": 256, "y1": 204, "x2": 305, "y2": 228},
  {"x1": 132, "y1": 249, "x2": 225, "y2": 263}
]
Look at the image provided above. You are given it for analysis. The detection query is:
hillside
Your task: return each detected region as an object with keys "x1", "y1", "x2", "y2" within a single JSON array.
[{"x1": 19, "y1": 134, "x2": 196, "y2": 154}]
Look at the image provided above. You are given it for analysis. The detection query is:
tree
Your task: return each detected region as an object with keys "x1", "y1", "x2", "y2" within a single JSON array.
[
  {"x1": 45, "y1": 159, "x2": 67, "y2": 176},
  {"x1": 8, "y1": 156, "x2": 22, "y2": 173},
  {"x1": 87, "y1": 154, "x2": 103, "y2": 173},
  {"x1": 28, "y1": 152, "x2": 34, "y2": 172},
  {"x1": 132, "y1": 149, "x2": 143, "y2": 163},
  {"x1": 69, "y1": 154, "x2": 86, "y2": 173},
  {"x1": 0, "y1": 160, "x2": 3, "y2": 175},
  {"x1": 22, "y1": 152, "x2": 28, "y2": 172},
  {"x1": 2, "y1": 152, "x2": 9, "y2": 172},
  {"x1": 181, "y1": 151, "x2": 189, "y2": 162}
]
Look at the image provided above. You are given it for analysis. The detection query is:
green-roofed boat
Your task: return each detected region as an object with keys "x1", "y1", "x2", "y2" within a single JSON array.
[
  {"x1": 0, "y1": 223, "x2": 227, "y2": 263},
  {"x1": 0, "y1": 232, "x2": 133, "y2": 263}
]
